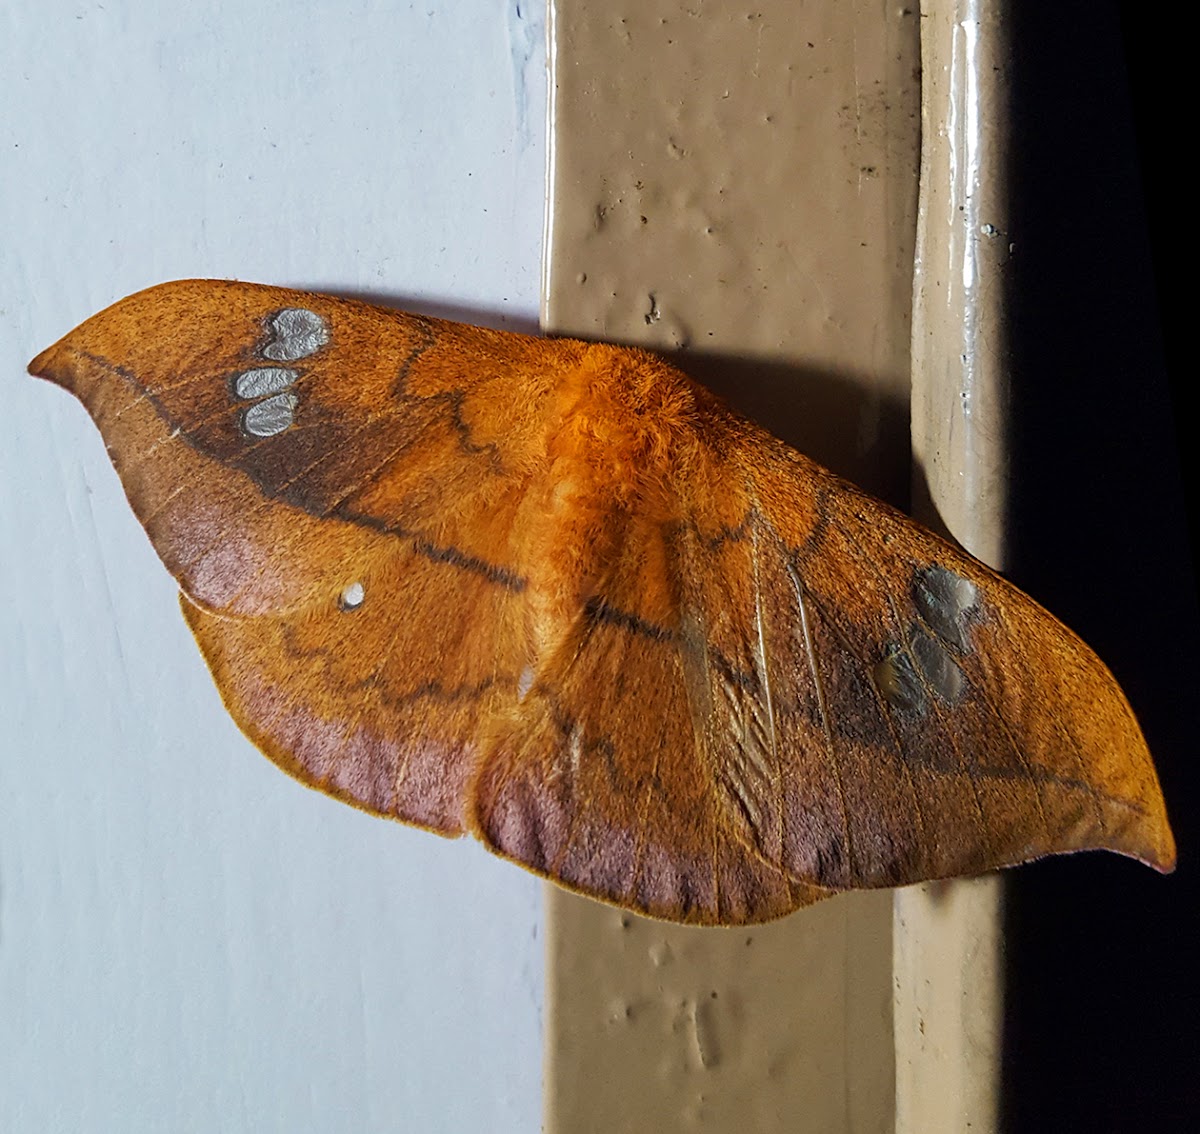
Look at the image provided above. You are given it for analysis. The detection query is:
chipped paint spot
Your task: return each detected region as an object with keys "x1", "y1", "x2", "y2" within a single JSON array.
[
  {"x1": 688, "y1": 994, "x2": 721, "y2": 1069},
  {"x1": 913, "y1": 564, "x2": 980, "y2": 650},
  {"x1": 606, "y1": 998, "x2": 634, "y2": 1024},
  {"x1": 233, "y1": 366, "x2": 300, "y2": 399},
  {"x1": 338, "y1": 581, "x2": 365, "y2": 611},
  {"x1": 241, "y1": 392, "x2": 298, "y2": 437},
  {"x1": 261, "y1": 307, "x2": 329, "y2": 361}
]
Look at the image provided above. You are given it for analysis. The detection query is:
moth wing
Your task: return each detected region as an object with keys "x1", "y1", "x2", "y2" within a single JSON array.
[
  {"x1": 33, "y1": 286, "x2": 1174, "y2": 918},
  {"x1": 749, "y1": 439, "x2": 1175, "y2": 886},
  {"x1": 469, "y1": 494, "x2": 835, "y2": 926},
  {"x1": 30, "y1": 279, "x2": 568, "y2": 834},
  {"x1": 472, "y1": 406, "x2": 1175, "y2": 923}
]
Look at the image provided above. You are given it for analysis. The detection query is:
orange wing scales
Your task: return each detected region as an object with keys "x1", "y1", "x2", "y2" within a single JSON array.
[{"x1": 29, "y1": 280, "x2": 1175, "y2": 925}]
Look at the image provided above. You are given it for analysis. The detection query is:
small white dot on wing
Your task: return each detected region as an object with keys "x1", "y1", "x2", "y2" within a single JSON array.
[
  {"x1": 339, "y1": 581, "x2": 365, "y2": 610},
  {"x1": 518, "y1": 666, "x2": 535, "y2": 699}
]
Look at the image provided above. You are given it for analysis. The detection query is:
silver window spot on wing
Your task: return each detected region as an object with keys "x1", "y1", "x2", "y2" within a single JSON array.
[
  {"x1": 261, "y1": 308, "x2": 330, "y2": 361},
  {"x1": 875, "y1": 647, "x2": 925, "y2": 713},
  {"x1": 233, "y1": 366, "x2": 300, "y2": 399},
  {"x1": 910, "y1": 629, "x2": 966, "y2": 703},
  {"x1": 241, "y1": 392, "x2": 298, "y2": 437},
  {"x1": 913, "y1": 565, "x2": 980, "y2": 651},
  {"x1": 875, "y1": 627, "x2": 967, "y2": 714}
]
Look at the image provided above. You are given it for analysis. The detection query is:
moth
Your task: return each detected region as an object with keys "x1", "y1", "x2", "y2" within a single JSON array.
[{"x1": 29, "y1": 280, "x2": 1175, "y2": 925}]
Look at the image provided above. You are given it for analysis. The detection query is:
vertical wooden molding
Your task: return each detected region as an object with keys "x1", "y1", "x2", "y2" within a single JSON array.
[
  {"x1": 896, "y1": 3, "x2": 1013, "y2": 1131},
  {"x1": 541, "y1": 4, "x2": 921, "y2": 1130},
  {"x1": 910, "y1": 0, "x2": 1012, "y2": 566}
]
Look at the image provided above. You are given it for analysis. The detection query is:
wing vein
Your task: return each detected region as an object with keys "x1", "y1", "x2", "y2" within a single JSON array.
[
  {"x1": 785, "y1": 560, "x2": 856, "y2": 883},
  {"x1": 981, "y1": 599, "x2": 1111, "y2": 835},
  {"x1": 749, "y1": 510, "x2": 784, "y2": 865},
  {"x1": 798, "y1": 580, "x2": 934, "y2": 877}
]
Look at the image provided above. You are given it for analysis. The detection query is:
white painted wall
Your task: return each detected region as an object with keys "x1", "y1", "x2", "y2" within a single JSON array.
[{"x1": 1, "y1": 4, "x2": 546, "y2": 1131}]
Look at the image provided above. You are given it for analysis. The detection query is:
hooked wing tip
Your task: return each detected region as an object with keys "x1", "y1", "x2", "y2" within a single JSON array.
[
  {"x1": 1150, "y1": 824, "x2": 1178, "y2": 874},
  {"x1": 29, "y1": 332, "x2": 93, "y2": 398},
  {"x1": 28, "y1": 342, "x2": 66, "y2": 384},
  {"x1": 1114, "y1": 799, "x2": 1177, "y2": 875},
  {"x1": 1137, "y1": 768, "x2": 1177, "y2": 873},
  {"x1": 28, "y1": 279, "x2": 221, "y2": 393}
]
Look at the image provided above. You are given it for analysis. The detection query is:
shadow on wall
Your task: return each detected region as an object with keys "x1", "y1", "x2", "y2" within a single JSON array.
[{"x1": 324, "y1": 281, "x2": 914, "y2": 511}]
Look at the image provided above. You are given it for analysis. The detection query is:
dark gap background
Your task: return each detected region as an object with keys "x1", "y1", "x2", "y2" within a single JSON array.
[{"x1": 1001, "y1": 4, "x2": 1196, "y2": 1130}]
